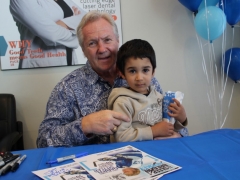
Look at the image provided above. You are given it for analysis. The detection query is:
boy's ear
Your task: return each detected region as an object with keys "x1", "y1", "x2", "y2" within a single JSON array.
[
  {"x1": 152, "y1": 69, "x2": 155, "y2": 76},
  {"x1": 119, "y1": 71, "x2": 126, "y2": 79}
]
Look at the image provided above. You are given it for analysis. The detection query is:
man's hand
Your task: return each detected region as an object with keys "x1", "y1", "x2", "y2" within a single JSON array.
[
  {"x1": 168, "y1": 98, "x2": 187, "y2": 124},
  {"x1": 81, "y1": 110, "x2": 130, "y2": 135},
  {"x1": 151, "y1": 121, "x2": 174, "y2": 138}
]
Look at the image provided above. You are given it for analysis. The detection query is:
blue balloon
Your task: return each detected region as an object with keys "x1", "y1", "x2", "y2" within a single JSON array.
[
  {"x1": 198, "y1": 0, "x2": 219, "y2": 10},
  {"x1": 219, "y1": 0, "x2": 240, "y2": 26},
  {"x1": 224, "y1": 48, "x2": 240, "y2": 82},
  {"x1": 178, "y1": 0, "x2": 202, "y2": 12},
  {"x1": 194, "y1": 6, "x2": 226, "y2": 41}
]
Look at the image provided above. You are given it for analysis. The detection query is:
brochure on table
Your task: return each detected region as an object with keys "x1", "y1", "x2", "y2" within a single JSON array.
[
  {"x1": 32, "y1": 145, "x2": 181, "y2": 180},
  {"x1": 32, "y1": 162, "x2": 95, "y2": 180}
]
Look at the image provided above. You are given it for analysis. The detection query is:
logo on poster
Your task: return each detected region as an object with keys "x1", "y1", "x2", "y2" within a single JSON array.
[{"x1": 7, "y1": 40, "x2": 66, "y2": 66}]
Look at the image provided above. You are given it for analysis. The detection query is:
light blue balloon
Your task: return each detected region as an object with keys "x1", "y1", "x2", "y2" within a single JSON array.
[
  {"x1": 194, "y1": 6, "x2": 226, "y2": 41},
  {"x1": 198, "y1": 0, "x2": 219, "y2": 11}
]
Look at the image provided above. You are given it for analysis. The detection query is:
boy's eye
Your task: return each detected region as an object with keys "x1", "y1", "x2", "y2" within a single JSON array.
[
  {"x1": 129, "y1": 69, "x2": 136, "y2": 74},
  {"x1": 143, "y1": 68, "x2": 150, "y2": 73}
]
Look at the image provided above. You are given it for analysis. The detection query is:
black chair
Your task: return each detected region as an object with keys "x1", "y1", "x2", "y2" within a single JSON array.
[{"x1": 0, "y1": 94, "x2": 24, "y2": 152}]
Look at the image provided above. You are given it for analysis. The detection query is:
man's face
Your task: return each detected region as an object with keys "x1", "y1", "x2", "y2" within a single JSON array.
[
  {"x1": 82, "y1": 18, "x2": 119, "y2": 75},
  {"x1": 120, "y1": 57, "x2": 154, "y2": 94}
]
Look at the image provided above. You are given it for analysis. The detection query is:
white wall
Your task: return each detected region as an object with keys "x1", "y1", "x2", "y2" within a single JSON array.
[{"x1": 0, "y1": 0, "x2": 240, "y2": 149}]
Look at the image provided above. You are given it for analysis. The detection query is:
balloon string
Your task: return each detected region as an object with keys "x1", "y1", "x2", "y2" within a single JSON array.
[
  {"x1": 193, "y1": 1, "x2": 236, "y2": 129},
  {"x1": 206, "y1": 16, "x2": 218, "y2": 128},
  {"x1": 219, "y1": 22, "x2": 227, "y2": 126},
  {"x1": 204, "y1": 0, "x2": 207, "y2": 7},
  {"x1": 218, "y1": 23, "x2": 227, "y2": 127},
  {"x1": 203, "y1": 43, "x2": 208, "y2": 47},
  {"x1": 211, "y1": 43, "x2": 221, "y2": 127},
  {"x1": 209, "y1": 43, "x2": 218, "y2": 128},
  {"x1": 221, "y1": 82, "x2": 235, "y2": 128},
  {"x1": 222, "y1": 28, "x2": 234, "y2": 99},
  {"x1": 193, "y1": 11, "x2": 236, "y2": 129},
  {"x1": 193, "y1": 12, "x2": 219, "y2": 128},
  {"x1": 207, "y1": 91, "x2": 217, "y2": 128},
  {"x1": 193, "y1": 13, "x2": 210, "y2": 85},
  {"x1": 220, "y1": 28, "x2": 235, "y2": 128},
  {"x1": 220, "y1": 0, "x2": 226, "y2": 100},
  {"x1": 204, "y1": 6, "x2": 210, "y2": 41},
  {"x1": 220, "y1": 23, "x2": 227, "y2": 99}
]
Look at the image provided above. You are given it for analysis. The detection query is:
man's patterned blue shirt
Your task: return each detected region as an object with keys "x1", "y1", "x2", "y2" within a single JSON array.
[{"x1": 37, "y1": 61, "x2": 187, "y2": 147}]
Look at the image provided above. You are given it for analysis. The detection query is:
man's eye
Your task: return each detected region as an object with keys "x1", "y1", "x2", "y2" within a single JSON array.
[
  {"x1": 89, "y1": 41, "x2": 96, "y2": 47},
  {"x1": 105, "y1": 38, "x2": 112, "y2": 43}
]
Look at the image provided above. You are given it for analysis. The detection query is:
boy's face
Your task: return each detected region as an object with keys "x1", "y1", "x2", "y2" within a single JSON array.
[{"x1": 120, "y1": 57, "x2": 154, "y2": 94}]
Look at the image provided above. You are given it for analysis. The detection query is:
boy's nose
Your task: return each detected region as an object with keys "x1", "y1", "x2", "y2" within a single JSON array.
[{"x1": 136, "y1": 73, "x2": 143, "y2": 80}]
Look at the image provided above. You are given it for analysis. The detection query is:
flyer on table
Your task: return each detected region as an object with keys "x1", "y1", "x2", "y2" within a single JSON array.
[
  {"x1": 0, "y1": 0, "x2": 122, "y2": 70},
  {"x1": 32, "y1": 162, "x2": 96, "y2": 180},
  {"x1": 74, "y1": 145, "x2": 181, "y2": 180}
]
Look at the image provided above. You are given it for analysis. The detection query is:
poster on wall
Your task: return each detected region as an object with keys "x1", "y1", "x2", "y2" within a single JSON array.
[{"x1": 0, "y1": 0, "x2": 122, "y2": 70}]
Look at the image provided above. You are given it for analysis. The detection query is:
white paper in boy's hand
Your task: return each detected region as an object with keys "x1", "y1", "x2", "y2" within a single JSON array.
[{"x1": 162, "y1": 91, "x2": 184, "y2": 124}]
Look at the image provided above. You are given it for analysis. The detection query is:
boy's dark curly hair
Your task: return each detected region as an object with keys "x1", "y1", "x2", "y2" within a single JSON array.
[{"x1": 117, "y1": 39, "x2": 156, "y2": 75}]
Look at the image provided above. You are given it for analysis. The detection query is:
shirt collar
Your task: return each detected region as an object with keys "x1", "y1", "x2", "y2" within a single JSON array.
[
  {"x1": 86, "y1": 61, "x2": 125, "y2": 87},
  {"x1": 86, "y1": 61, "x2": 115, "y2": 86},
  {"x1": 85, "y1": 61, "x2": 99, "y2": 85}
]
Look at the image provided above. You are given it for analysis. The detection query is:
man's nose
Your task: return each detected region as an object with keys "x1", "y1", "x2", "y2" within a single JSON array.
[{"x1": 98, "y1": 41, "x2": 106, "y2": 53}]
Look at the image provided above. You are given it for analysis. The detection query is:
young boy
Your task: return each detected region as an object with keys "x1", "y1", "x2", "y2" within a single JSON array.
[{"x1": 108, "y1": 39, "x2": 188, "y2": 142}]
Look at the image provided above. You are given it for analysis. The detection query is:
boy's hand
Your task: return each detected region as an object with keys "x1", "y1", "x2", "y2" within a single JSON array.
[
  {"x1": 151, "y1": 121, "x2": 174, "y2": 138},
  {"x1": 154, "y1": 131, "x2": 181, "y2": 140},
  {"x1": 168, "y1": 98, "x2": 187, "y2": 124}
]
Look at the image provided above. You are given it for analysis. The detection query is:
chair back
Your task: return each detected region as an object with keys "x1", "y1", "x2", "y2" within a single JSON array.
[{"x1": 0, "y1": 94, "x2": 17, "y2": 140}]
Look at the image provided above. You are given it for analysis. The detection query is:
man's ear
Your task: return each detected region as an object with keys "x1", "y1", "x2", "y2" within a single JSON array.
[{"x1": 82, "y1": 48, "x2": 87, "y2": 58}]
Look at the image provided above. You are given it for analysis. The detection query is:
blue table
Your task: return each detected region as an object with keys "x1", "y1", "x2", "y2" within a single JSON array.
[{"x1": 2, "y1": 129, "x2": 240, "y2": 180}]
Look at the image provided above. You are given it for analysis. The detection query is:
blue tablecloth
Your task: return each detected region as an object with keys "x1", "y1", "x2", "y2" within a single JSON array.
[{"x1": 2, "y1": 128, "x2": 240, "y2": 180}]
